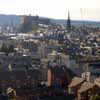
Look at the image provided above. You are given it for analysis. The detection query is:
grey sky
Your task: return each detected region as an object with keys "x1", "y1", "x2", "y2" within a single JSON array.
[{"x1": 0, "y1": 0, "x2": 99, "y2": 20}]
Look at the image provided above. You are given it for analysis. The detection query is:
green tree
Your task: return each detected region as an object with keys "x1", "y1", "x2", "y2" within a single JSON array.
[
  {"x1": 8, "y1": 45, "x2": 14, "y2": 53},
  {"x1": 0, "y1": 43, "x2": 8, "y2": 53},
  {"x1": 0, "y1": 44, "x2": 14, "y2": 55},
  {"x1": 90, "y1": 95, "x2": 100, "y2": 100}
]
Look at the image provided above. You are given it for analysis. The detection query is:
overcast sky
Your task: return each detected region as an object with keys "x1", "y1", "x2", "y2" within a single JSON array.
[{"x1": 0, "y1": 0, "x2": 99, "y2": 20}]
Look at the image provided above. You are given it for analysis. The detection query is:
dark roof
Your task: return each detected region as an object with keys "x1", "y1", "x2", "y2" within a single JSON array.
[
  {"x1": 0, "y1": 69, "x2": 41, "y2": 81},
  {"x1": 51, "y1": 65, "x2": 76, "y2": 83}
]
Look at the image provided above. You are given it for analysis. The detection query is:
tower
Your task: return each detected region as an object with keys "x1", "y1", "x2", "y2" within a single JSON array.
[
  {"x1": 67, "y1": 11, "x2": 71, "y2": 32},
  {"x1": 47, "y1": 68, "x2": 54, "y2": 87},
  {"x1": 81, "y1": 63, "x2": 91, "y2": 82}
]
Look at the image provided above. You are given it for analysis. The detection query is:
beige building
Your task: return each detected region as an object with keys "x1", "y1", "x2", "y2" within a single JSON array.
[
  {"x1": 38, "y1": 42, "x2": 48, "y2": 58},
  {"x1": 47, "y1": 51, "x2": 70, "y2": 67},
  {"x1": 81, "y1": 72, "x2": 91, "y2": 82},
  {"x1": 95, "y1": 77, "x2": 100, "y2": 87},
  {"x1": 69, "y1": 76, "x2": 100, "y2": 100},
  {"x1": 77, "y1": 82, "x2": 96, "y2": 100}
]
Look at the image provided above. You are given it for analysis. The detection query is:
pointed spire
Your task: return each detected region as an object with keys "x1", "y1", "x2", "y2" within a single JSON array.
[
  {"x1": 67, "y1": 11, "x2": 71, "y2": 32},
  {"x1": 68, "y1": 11, "x2": 70, "y2": 20}
]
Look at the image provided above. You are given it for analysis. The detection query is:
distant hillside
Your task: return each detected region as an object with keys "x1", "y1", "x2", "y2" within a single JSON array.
[
  {"x1": 0, "y1": 14, "x2": 100, "y2": 28},
  {"x1": 0, "y1": 14, "x2": 20, "y2": 27},
  {"x1": 50, "y1": 19, "x2": 100, "y2": 27}
]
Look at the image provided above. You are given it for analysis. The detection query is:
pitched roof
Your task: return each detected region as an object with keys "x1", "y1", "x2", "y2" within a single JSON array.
[
  {"x1": 78, "y1": 82, "x2": 95, "y2": 93},
  {"x1": 69, "y1": 77, "x2": 85, "y2": 87},
  {"x1": 95, "y1": 77, "x2": 100, "y2": 87}
]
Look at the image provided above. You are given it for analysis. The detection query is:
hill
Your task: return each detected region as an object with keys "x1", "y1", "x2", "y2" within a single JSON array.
[
  {"x1": 0, "y1": 14, "x2": 100, "y2": 28},
  {"x1": 50, "y1": 19, "x2": 100, "y2": 27},
  {"x1": 0, "y1": 14, "x2": 20, "y2": 27}
]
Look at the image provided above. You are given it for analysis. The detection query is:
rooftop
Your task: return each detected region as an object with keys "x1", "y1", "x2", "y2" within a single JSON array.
[
  {"x1": 69, "y1": 77, "x2": 85, "y2": 87},
  {"x1": 78, "y1": 82, "x2": 95, "y2": 93},
  {"x1": 95, "y1": 77, "x2": 100, "y2": 87}
]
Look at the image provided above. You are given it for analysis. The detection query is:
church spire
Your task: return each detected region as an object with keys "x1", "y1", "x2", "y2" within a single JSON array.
[{"x1": 67, "y1": 11, "x2": 71, "y2": 32}]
